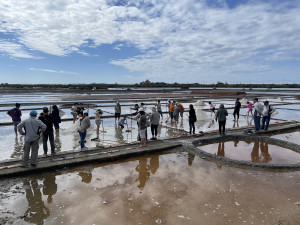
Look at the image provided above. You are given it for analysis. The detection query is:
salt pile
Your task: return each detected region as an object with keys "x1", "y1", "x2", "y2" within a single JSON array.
[
  {"x1": 240, "y1": 98, "x2": 248, "y2": 106},
  {"x1": 194, "y1": 100, "x2": 206, "y2": 106},
  {"x1": 195, "y1": 108, "x2": 211, "y2": 120}
]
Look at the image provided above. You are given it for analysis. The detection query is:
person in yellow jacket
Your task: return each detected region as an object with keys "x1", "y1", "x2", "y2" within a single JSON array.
[{"x1": 169, "y1": 101, "x2": 175, "y2": 123}]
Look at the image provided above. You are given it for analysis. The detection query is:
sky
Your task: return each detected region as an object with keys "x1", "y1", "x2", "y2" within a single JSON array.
[{"x1": 0, "y1": 0, "x2": 300, "y2": 84}]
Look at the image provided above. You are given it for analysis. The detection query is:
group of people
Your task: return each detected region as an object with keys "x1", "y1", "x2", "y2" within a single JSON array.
[
  {"x1": 7, "y1": 104, "x2": 61, "y2": 167},
  {"x1": 7, "y1": 97, "x2": 275, "y2": 167},
  {"x1": 214, "y1": 97, "x2": 275, "y2": 136}
]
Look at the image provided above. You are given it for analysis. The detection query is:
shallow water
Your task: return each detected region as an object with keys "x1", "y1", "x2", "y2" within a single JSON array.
[
  {"x1": 271, "y1": 130, "x2": 300, "y2": 145},
  {"x1": 0, "y1": 150, "x2": 300, "y2": 225},
  {"x1": 199, "y1": 141, "x2": 300, "y2": 164}
]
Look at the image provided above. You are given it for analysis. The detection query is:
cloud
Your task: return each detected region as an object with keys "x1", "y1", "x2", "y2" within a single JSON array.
[
  {"x1": 0, "y1": 40, "x2": 35, "y2": 58},
  {"x1": 29, "y1": 67, "x2": 79, "y2": 75},
  {"x1": 0, "y1": 0, "x2": 300, "y2": 82}
]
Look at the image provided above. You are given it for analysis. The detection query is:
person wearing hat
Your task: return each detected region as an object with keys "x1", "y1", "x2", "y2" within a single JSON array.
[
  {"x1": 252, "y1": 98, "x2": 264, "y2": 132},
  {"x1": 261, "y1": 101, "x2": 275, "y2": 130},
  {"x1": 7, "y1": 103, "x2": 22, "y2": 136},
  {"x1": 39, "y1": 107, "x2": 55, "y2": 156},
  {"x1": 17, "y1": 110, "x2": 47, "y2": 167}
]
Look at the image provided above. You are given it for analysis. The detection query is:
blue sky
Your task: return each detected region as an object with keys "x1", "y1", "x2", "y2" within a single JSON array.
[{"x1": 0, "y1": 0, "x2": 300, "y2": 84}]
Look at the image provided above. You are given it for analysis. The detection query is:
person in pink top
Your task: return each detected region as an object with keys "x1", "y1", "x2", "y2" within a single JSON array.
[{"x1": 246, "y1": 101, "x2": 253, "y2": 116}]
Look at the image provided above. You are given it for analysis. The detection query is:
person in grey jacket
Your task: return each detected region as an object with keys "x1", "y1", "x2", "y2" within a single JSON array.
[
  {"x1": 78, "y1": 113, "x2": 91, "y2": 150},
  {"x1": 215, "y1": 104, "x2": 228, "y2": 136},
  {"x1": 150, "y1": 107, "x2": 160, "y2": 140},
  {"x1": 173, "y1": 104, "x2": 180, "y2": 126},
  {"x1": 17, "y1": 110, "x2": 47, "y2": 167},
  {"x1": 114, "y1": 101, "x2": 121, "y2": 123}
]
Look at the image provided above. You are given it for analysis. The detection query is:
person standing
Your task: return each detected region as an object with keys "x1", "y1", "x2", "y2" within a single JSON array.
[
  {"x1": 138, "y1": 110, "x2": 147, "y2": 148},
  {"x1": 261, "y1": 101, "x2": 274, "y2": 130},
  {"x1": 173, "y1": 103, "x2": 180, "y2": 127},
  {"x1": 179, "y1": 103, "x2": 184, "y2": 119},
  {"x1": 114, "y1": 101, "x2": 121, "y2": 123},
  {"x1": 188, "y1": 104, "x2": 197, "y2": 134},
  {"x1": 156, "y1": 100, "x2": 163, "y2": 119},
  {"x1": 246, "y1": 101, "x2": 253, "y2": 116},
  {"x1": 94, "y1": 108, "x2": 103, "y2": 137},
  {"x1": 233, "y1": 98, "x2": 241, "y2": 121},
  {"x1": 215, "y1": 104, "x2": 228, "y2": 136},
  {"x1": 78, "y1": 113, "x2": 90, "y2": 150},
  {"x1": 17, "y1": 110, "x2": 46, "y2": 167},
  {"x1": 51, "y1": 105, "x2": 61, "y2": 133},
  {"x1": 150, "y1": 107, "x2": 160, "y2": 140},
  {"x1": 71, "y1": 103, "x2": 78, "y2": 124},
  {"x1": 253, "y1": 98, "x2": 264, "y2": 132},
  {"x1": 169, "y1": 101, "x2": 175, "y2": 123},
  {"x1": 39, "y1": 107, "x2": 56, "y2": 156},
  {"x1": 7, "y1": 103, "x2": 22, "y2": 136}
]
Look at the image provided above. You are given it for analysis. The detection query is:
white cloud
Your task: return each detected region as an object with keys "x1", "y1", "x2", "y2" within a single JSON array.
[
  {"x1": 0, "y1": 40, "x2": 35, "y2": 58},
  {"x1": 0, "y1": 0, "x2": 300, "y2": 82},
  {"x1": 29, "y1": 67, "x2": 79, "y2": 75}
]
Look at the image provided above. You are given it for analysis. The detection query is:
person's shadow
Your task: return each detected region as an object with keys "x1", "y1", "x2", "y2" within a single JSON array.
[{"x1": 23, "y1": 179, "x2": 50, "y2": 225}]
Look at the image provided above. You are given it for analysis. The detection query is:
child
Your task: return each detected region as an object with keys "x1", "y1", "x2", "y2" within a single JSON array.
[
  {"x1": 247, "y1": 101, "x2": 253, "y2": 116},
  {"x1": 208, "y1": 101, "x2": 216, "y2": 115},
  {"x1": 118, "y1": 116, "x2": 127, "y2": 132}
]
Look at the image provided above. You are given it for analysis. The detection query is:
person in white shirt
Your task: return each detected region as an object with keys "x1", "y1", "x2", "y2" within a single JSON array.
[
  {"x1": 261, "y1": 101, "x2": 274, "y2": 130},
  {"x1": 253, "y1": 98, "x2": 264, "y2": 132}
]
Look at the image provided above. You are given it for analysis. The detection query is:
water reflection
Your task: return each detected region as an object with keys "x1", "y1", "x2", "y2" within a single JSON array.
[
  {"x1": 43, "y1": 173, "x2": 57, "y2": 204},
  {"x1": 135, "y1": 155, "x2": 160, "y2": 189},
  {"x1": 23, "y1": 179, "x2": 50, "y2": 225},
  {"x1": 11, "y1": 136, "x2": 24, "y2": 158},
  {"x1": 188, "y1": 152, "x2": 195, "y2": 166},
  {"x1": 54, "y1": 133, "x2": 62, "y2": 152},
  {"x1": 78, "y1": 169, "x2": 93, "y2": 183}
]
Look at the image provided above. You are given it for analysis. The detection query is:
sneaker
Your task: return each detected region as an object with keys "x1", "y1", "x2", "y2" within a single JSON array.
[
  {"x1": 81, "y1": 147, "x2": 88, "y2": 151},
  {"x1": 51, "y1": 151, "x2": 56, "y2": 155},
  {"x1": 20, "y1": 164, "x2": 28, "y2": 168},
  {"x1": 43, "y1": 153, "x2": 47, "y2": 156}
]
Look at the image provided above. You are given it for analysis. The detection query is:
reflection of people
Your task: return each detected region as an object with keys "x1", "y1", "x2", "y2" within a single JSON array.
[
  {"x1": 217, "y1": 142, "x2": 225, "y2": 157},
  {"x1": 234, "y1": 140, "x2": 239, "y2": 147},
  {"x1": 135, "y1": 158, "x2": 150, "y2": 189},
  {"x1": 43, "y1": 174, "x2": 57, "y2": 203},
  {"x1": 188, "y1": 152, "x2": 195, "y2": 166},
  {"x1": 233, "y1": 119, "x2": 239, "y2": 128},
  {"x1": 149, "y1": 155, "x2": 159, "y2": 174},
  {"x1": 260, "y1": 142, "x2": 272, "y2": 163},
  {"x1": 11, "y1": 136, "x2": 24, "y2": 158},
  {"x1": 24, "y1": 179, "x2": 50, "y2": 225},
  {"x1": 71, "y1": 103, "x2": 78, "y2": 124},
  {"x1": 78, "y1": 170, "x2": 93, "y2": 183},
  {"x1": 94, "y1": 108, "x2": 103, "y2": 138},
  {"x1": 251, "y1": 141, "x2": 260, "y2": 163}
]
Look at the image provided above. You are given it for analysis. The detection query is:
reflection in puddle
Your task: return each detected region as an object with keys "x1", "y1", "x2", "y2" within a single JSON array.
[
  {"x1": 1, "y1": 151, "x2": 300, "y2": 224},
  {"x1": 199, "y1": 140, "x2": 300, "y2": 164}
]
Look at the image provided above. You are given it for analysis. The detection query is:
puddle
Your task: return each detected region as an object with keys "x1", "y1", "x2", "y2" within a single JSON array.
[
  {"x1": 271, "y1": 130, "x2": 300, "y2": 145},
  {"x1": 1, "y1": 151, "x2": 300, "y2": 225},
  {"x1": 198, "y1": 141, "x2": 300, "y2": 164}
]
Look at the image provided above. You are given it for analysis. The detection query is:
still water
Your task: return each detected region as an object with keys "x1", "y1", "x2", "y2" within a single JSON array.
[{"x1": 1, "y1": 150, "x2": 300, "y2": 225}]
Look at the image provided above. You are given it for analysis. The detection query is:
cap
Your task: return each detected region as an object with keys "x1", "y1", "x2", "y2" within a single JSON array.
[
  {"x1": 30, "y1": 110, "x2": 38, "y2": 116},
  {"x1": 253, "y1": 97, "x2": 258, "y2": 101},
  {"x1": 264, "y1": 100, "x2": 269, "y2": 104}
]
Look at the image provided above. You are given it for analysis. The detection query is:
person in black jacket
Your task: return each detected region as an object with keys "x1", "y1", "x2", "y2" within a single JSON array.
[
  {"x1": 51, "y1": 105, "x2": 61, "y2": 133},
  {"x1": 188, "y1": 104, "x2": 197, "y2": 134},
  {"x1": 233, "y1": 98, "x2": 241, "y2": 121},
  {"x1": 39, "y1": 107, "x2": 56, "y2": 156}
]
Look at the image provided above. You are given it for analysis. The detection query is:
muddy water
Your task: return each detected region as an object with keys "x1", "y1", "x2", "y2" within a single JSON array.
[
  {"x1": 271, "y1": 130, "x2": 300, "y2": 145},
  {"x1": 199, "y1": 141, "x2": 300, "y2": 164},
  {"x1": 1, "y1": 150, "x2": 300, "y2": 225}
]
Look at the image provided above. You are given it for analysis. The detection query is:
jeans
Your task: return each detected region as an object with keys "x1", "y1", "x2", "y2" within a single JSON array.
[
  {"x1": 42, "y1": 130, "x2": 55, "y2": 154},
  {"x1": 254, "y1": 116, "x2": 261, "y2": 131},
  {"x1": 189, "y1": 118, "x2": 195, "y2": 134},
  {"x1": 22, "y1": 139, "x2": 39, "y2": 166},
  {"x1": 261, "y1": 116, "x2": 270, "y2": 130},
  {"x1": 151, "y1": 124, "x2": 158, "y2": 136},
  {"x1": 79, "y1": 130, "x2": 87, "y2": 149},
  {"x1": 218, "y1": 120, "x2": 226, "y2": 134}
]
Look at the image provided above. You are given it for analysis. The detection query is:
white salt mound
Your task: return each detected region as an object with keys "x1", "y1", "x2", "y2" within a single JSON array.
[
  {"x1": 64, "y1": 119, "x2": 95, "y2": 133},
  {"x1": 195, "y1": 109, "x2": 211, "y2": 120},
  {"x1": 240, "y1": 98, "x2": 248, "y2": 105},
  {"x1": 194, "y1": 100, "x2": 206, "y2": 106}
]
